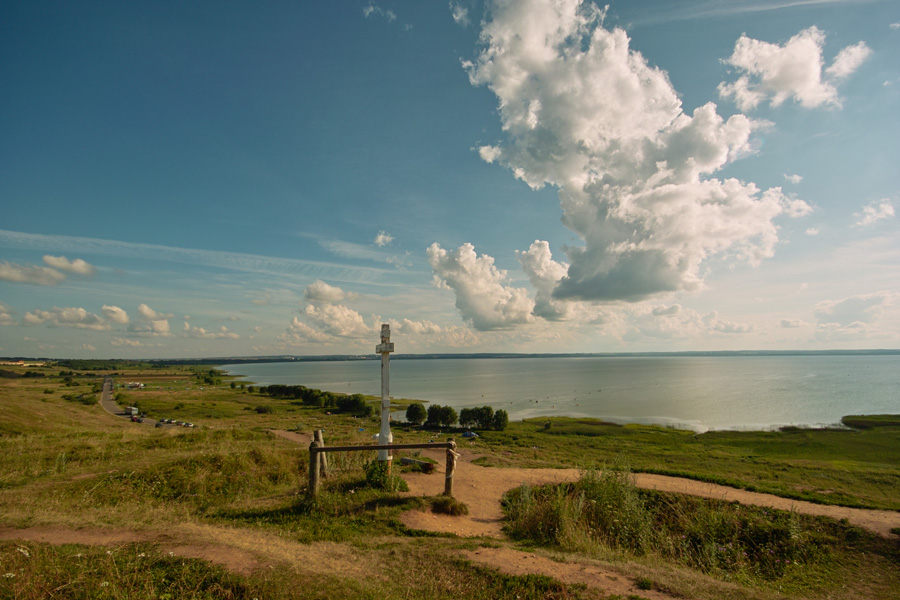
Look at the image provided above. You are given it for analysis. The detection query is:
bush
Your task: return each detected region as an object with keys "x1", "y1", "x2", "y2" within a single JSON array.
[
  {"x1": 431, "y1": 496, "x2": 469, "y2": 515},
  {"x1": 255, "y1": 405, "x2": 273, "y2": 414},
  {"x1": 363, "y1": 460, "x2": 408, "y2": 492},
  {"x1": 336, "y1": 394, "x2": 373, "y2": 417}
]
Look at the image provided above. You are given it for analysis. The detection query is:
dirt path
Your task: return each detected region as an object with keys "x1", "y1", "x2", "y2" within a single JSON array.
[
  {"x1": 268, "y1": 430, "x2": 900, "y2": 538},
  {"x1": 396, "y1": 445, "x2": 900, "y2": 539}
]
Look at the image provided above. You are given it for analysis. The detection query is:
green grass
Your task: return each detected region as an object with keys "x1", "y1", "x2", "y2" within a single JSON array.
[
  {"x1": 502, "y1": 464, "x2": 900, "y2": 596},
  {"x1": 1, "y1": 364, "x2": 899, "y2": 600},
  {"x1": 472, "y1": 417, "x2": 900, "y2": 511}
]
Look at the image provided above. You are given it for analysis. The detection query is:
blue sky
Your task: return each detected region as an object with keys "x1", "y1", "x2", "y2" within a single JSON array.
[{"x1": 2, "y1": 0, "x2": 898, "y2": 358}]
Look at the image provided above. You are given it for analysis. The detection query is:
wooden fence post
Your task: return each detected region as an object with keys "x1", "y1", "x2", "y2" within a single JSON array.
[
  {"x1": 314, "y1": 429, "x2": 328, "y2": 478},
  {"x1": 444, "y1": 439, "x2": 457, "y2": 497},
  {"x1": 308, "y1": 440, "x2": 321, "y2": 497}
]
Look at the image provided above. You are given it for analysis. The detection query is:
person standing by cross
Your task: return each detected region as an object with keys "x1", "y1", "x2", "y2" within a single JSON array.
[{"x1": 376, "y1": 324, "x2": 394, "y2": 463}]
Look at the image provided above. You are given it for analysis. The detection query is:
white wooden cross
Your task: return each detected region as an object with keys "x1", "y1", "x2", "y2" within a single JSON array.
[{"x1": 376, "y1": 324, "x2": 394, "y2": 462}]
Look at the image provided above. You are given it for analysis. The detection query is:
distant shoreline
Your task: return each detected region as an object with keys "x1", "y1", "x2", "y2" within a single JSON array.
[{"x1": 3, "y1": 349, "x2": 898, "y2": 365}]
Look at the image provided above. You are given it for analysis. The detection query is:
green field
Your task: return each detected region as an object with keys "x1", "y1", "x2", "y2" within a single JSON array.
[{"x1": 1, "y1": 363, "x2": 898, "y2": 600}]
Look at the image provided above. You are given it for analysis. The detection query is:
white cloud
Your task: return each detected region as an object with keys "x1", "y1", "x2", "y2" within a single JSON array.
[
  {"x1": 304, "y1": 280, "x2": 350, "y2": 305},
  {"x1": 718, "y1": 27, "x2": 870, "y2": 111},
  {"x1": 128, "y1": 303, "x2": 173, "y2": 336},
  {"x1": 303, "y1": 303, "x2": 372, "y2": 338},
  {"x1": 450, "y1": 2, "x2": 469, "y2": 26},
  {"x1": 101, "y1": 305, "x2": 129, "y2": 324},
  {"x1": 825, "y1": 42, "x2": 872, "y2": 80},
  {"x1": 42, "y1": 255, "x2": 96, "y2": 276},
  {"x1": 0, "y1": 302, "x2": 15, "y2": 326},
  {"x1": 373, "y1": 231, "x2": 394, "y2": 247},
  {"x1": 0, "y1": 261, "x2": 66, "y2": 285},
  {"x1": 814, "y1": 291, "x2": 896, "y2": 326},
  {"x1": 183, "y1": 322, "x2": 240, "y2": 339},
  {"x1": 854, "y1": 199, "x2": 895, "y2": 226},
  {"x1": 516, "y1": 240, "x2": 569, "y2": 320},
  {"x1": 805, "y1": 227, "x2": 819, "y2": 236},
  {"x1": 137, "y1": 303, "x2": 173, "y2": 321},
  {"x1": 23, "y1": 307, "x2": 109, "y2": 330},
  {"x1": 428, "y1": 242, "x2": 534, "y2": 330},
  {"x1": 891, "y1": 22, "x2": 900, "y2": 30},
  {"x1": 110, "y1": 337, "x2": 142, "y2": 347},
  {"x1": 783, "y1": 173, "x2": 803, "y2": 184},
  {"x1": 82, "y1": 344, "x2": 96, "y2": 352},
  {"x1": 281, "y1": 316, "x2": 333, "y2": 344},
  {"x1": 465, "y1": 0, "x2": 810, "y2": 304}
]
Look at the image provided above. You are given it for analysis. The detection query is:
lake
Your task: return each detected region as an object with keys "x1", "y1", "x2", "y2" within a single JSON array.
[{"x1": 221, "y1": 355, "x2": 899, "y2": 432}]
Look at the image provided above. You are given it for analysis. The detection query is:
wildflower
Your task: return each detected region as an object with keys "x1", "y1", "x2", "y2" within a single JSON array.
[
  {"x1": 138, "y1": 552, "x2": 146, "y2": 558},
  {"x1": 3, "y1": 573, "x2": 15, "y2": 579},
  {"x1": 100, "y1": 581, "x2": 110, "y2": 587},
  {"x1": 106, "y1": 550, "x2": 112, "y2": 555},
  {"x1": 74, "y1": 553, "x2": 84, "y2": 558},
  {"x1": 16, "y1": 547, "x2": 30, "y2": 558}
]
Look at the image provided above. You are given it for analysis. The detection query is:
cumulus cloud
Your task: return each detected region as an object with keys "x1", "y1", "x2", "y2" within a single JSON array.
[
  {"x1": 281, "y1": 282, "x2": 374, "y2": 346},
  {"x1": 183, "y1": 322, "x2": 240, "y2": 339},
  {"x1": 428, "y1": 242, "x2": 534, "y2": 330},
  {"x1": 110, "y1": 337, "x2": 142, "y2": 347},
  {"x1": 23, "y1": 307, "x2": 109, "y2": 330},
  {"x1": 101, "y1": 305, "x2": 129, "y2": 324},
  {"x1": 0, "y1": 261, "x2": 66, "y2": 285},
  {"x1": 127, "y1": 303, "x2": 173, "y2": 336},
  {"x1": 464, "y1": 0, "x2": 810, "y2": 304},
  {"x1": 783, "y1": 173, "x2": 803, "y2": 184},
  {"x1": 516, "y1": 240, "x2": 569, "y2": 320},
  {"x1": 304, "y1": 280, "x2": 350, "y2": 305},
  {"x1": 373, "y1": 231, "x2": 394, "y2": 247},
  {"x1": 718, "y1": 27, "x2": 870, "y2": 111},
  {"x1": 42, "y1": 255, "x2": 96, "y2": 276},
  {"x1": 0, "y1": 302, "x2": 15, "y2": 326},
  {"x1": 854, "y1": 199, "x2": 895, "y2": 226},
  {"x1": 303, "y1": 303, "x2": 371, "y2": 338}
]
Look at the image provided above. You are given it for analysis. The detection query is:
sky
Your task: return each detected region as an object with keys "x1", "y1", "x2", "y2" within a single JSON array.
[{"x1": 1, "y1": 0, "x2": 898, "y2": 359}]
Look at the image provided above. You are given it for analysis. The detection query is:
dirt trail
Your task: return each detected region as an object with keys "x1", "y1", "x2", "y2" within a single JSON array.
[{"x1": 396, "y1": 445, "x2": 900, "y2": 539}]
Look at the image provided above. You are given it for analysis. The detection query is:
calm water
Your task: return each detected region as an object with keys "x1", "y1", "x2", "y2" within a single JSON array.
[{"x1": 221, "y1": 355, "x2": 899, "y2": 432}]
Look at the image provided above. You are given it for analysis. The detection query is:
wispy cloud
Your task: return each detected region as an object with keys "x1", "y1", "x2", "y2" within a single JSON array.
[
  {"x1": 0, "y1": 229, "x2": 399, "y2": 286},
  {"x1": 621, "y1": 0, "x2": 879, "y2": 26}
]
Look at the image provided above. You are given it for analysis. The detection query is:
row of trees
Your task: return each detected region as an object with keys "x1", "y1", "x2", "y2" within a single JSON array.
[
  {"x1": 260, "y1": 384, "x2": 373, "y2": 417},
  {"x1": 405, "y1": 403, "x2": 508, "y2": 431}
]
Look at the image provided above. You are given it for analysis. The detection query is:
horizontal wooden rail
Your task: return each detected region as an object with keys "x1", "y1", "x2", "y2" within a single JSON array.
[
  {"x1": 309, "y1": 442, "x2": 454, "y2": 453},
  {"x1": 308, "y1": 439, "x2": 457, "y2": 498}
]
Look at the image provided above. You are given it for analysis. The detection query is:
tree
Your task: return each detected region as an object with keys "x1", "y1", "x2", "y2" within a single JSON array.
[
  {"x1": 475, "y1": 405, "x2": 494, "y2": 429},
  {"x1": 439, "y1": 405, "x2": 458, "y2": 427},
  {"x1": 406, "y1": 403, "x2": 427, "y2": 425},
  {"x1": 459, "y1": 407, "x2": 476, "y2": 428},
  {"x1": 426, "y1": 404, "x2": 443, "y2": 427},
  {"x1": 492, "y1": 409, "x2": 509, "y2": 431}
]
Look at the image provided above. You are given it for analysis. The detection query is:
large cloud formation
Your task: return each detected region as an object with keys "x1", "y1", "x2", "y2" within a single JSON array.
[
  {"x1": 428, "y1": 242, "x2": 534, "y2": 330},
  {"x1": 463, "y1": 0, "x2": 811, "y2": 304}
]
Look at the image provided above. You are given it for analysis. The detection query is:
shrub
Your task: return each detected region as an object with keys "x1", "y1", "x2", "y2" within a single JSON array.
[{"x1": 431, "y1": 496, "x2": 469, "y2": 516}]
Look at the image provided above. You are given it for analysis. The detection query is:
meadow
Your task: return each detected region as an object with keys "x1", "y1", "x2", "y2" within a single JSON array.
[{"x1": 0, "y1": 362, "x2": 897, "y2": 599}]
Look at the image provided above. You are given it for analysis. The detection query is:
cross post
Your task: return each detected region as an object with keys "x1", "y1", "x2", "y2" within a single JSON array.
[{"x1": 375, "y1": 324, "x2": 394, "y2": 462}]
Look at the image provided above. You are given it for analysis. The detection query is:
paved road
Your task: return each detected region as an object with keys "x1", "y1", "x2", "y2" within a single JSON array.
[{"x1": 98, "y1": 376, "x2": 166, "y2": 428}]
